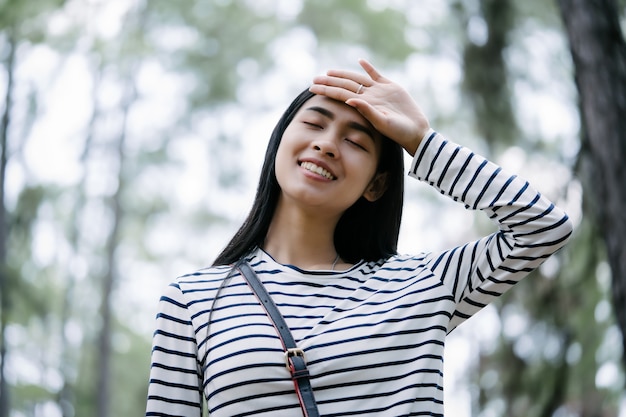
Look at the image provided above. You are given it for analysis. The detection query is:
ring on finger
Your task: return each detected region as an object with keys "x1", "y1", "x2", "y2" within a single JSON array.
[{"x1": 356, "y1": 84, "x2": 364, "y2": 94}]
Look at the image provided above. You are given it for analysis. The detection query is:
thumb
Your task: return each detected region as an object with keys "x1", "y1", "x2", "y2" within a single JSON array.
[
  {"x1": 345, "y1": 98, "x2": 387, "y2": 131},
  {"x1": 346, "y1": 98, "x2": 381, "y2": 122}
]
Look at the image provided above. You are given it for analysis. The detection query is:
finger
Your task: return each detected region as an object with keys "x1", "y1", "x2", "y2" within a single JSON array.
[
  {"x1": 309, "y1": 84, "x2": 355, "y2": 102},
  {"x1": 312, "y1": 75, "x2": 363, "y2": 93},
  {"x1": 358, "y1": 59, "x2": 385, "y2": 82},
  {"x1": 345, "y1": 98, "x2": 385, "y2": 129},
  {"x1": 324, "y1": 69, "x2": 373, "y2": 87}
]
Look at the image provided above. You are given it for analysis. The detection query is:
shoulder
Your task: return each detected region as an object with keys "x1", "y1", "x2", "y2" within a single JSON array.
[
  {"x1": 160, "y1": 264, "x2": 235, "y2": 304},
  {"x1": 156, "y1": 264, "x2": 239, "y2": 323},
  {"x1": 177, "y1": 264, "x2": 233, "y2": 286}
]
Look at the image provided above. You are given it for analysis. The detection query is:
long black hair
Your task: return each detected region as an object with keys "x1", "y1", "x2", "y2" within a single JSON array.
[{"x1": 213, "y1": 89, "x2": 405, "y2": 265}]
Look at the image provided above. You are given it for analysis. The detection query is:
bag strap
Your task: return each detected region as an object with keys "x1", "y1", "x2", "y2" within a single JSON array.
[{"x1": 236, "y1": 260, "x2": 320, "y2": 417}]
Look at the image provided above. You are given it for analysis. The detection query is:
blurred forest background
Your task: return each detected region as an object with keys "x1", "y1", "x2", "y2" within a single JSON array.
[{"x1": 1, "y1": 0, "x2": 625, "y2": 416}]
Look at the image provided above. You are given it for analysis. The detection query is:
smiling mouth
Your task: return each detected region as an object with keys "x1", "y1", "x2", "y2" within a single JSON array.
[{"x1": 300, "y1": 161, "x2": 336, "y2": 180}]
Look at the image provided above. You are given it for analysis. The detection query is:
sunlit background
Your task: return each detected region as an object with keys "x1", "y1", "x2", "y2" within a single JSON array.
[{"x1": 1, "y1": 0, "x2": 625, "y2": 416}]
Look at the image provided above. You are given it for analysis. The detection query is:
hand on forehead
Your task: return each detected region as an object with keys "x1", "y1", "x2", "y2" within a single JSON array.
[{"x1": 309, "y1": 59, "x2": 431, "y2": 156}]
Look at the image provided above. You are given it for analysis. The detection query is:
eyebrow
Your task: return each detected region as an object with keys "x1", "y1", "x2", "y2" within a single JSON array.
[{"x1": 305, "y1": 106, "x2": 376, "y2": 142}]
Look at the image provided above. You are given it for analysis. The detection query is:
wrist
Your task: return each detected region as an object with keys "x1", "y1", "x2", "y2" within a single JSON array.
[{"x1": 406, "y1": 126, "x2": 433, "y2": 156}]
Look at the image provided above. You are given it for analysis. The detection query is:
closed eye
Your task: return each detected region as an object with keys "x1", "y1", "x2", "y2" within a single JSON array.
[
  {"x1": 345, "y1": 138, "x2": 367, "y2": 151},
  {"x1": 303, "y1": 121, "x2": 323, "y2": 129}
]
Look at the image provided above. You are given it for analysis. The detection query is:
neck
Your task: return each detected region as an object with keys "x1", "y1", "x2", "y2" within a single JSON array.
[{"x1": 263, "y1": 197, "x2": 342, "y2": 270}]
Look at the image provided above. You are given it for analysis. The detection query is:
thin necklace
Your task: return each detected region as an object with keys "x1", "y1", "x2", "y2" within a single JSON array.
[{"x1": 331, "y1": 253, "x2": 340, "y2": 271}]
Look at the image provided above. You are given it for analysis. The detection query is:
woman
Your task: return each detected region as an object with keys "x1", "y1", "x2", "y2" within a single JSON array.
[{"x1": 146, "y1": 60, "x2": 573, "y2": 416}]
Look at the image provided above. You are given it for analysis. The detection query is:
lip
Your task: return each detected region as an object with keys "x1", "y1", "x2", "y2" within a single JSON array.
[{"x1": 298, "y1": 157, "x2": 337, "y2": 180}]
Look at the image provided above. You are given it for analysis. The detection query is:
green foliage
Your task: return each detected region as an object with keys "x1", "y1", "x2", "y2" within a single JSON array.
[
  {"x1": 110, "y1": 322, "x2": 152, "y2": 416},
  {"x1": 298, "y1": 0, "x2": 415, "y2": 61},
  {"x1": 5, "y1": 186, "x2": 63, "y2": 321},
  {"x1": 73, "y1": 319, "x2": 151, "y2": 416},
  {"x1": 145, "y1": 0, "x2": 290, "y2": 105},
  {"x1": 0, "y1": 0, "x2": 66, "y2": 42},
  {"x1": 11, "y1": 383, "x2": 54, "y2": 413}
]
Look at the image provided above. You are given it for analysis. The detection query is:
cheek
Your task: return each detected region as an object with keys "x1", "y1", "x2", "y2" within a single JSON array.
[
  {"x1": 273, "y1": 141, "x2": 294, "y2": 186},
  {"x1": 345, "y1": 151, "x2": 379, "y2": 184}
]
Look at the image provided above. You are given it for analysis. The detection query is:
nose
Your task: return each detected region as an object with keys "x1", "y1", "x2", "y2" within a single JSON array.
[
  {"x1": 312, "y1": 133, "x2": 339, "y2": 158},
  {"x1": 313, "y1": 144, "x2": 335, "y2": 158}
]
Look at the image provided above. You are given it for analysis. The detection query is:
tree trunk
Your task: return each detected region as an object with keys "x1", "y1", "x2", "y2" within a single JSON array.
[
  {"x1": 460, "y1": 0, "x2": 518, "y2": 150},
  {"x1": 95, "y1": 65, "x2": 138, "y2": 417},
  {"x1": 0, "y1": 28, "x2": 16, "y2": 417},
  {"x1": 58, "y1": 61, "x2": 104, "y2": 417},
  {"x1": 558, "y1": 0, "x2": 626, "y2": 371},
  {"x1": 94, "y1": 5, "x2": 146, "y2": 415}
]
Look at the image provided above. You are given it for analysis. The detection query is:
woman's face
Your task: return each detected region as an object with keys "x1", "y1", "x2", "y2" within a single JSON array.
[{"x1": 274, "y1": 95, "x2": 384, "y2": 216}]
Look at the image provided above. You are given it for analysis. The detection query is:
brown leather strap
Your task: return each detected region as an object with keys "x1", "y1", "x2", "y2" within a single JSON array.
[{"x1": 235, "y1": 260, "x2": 320, "y2": 417}]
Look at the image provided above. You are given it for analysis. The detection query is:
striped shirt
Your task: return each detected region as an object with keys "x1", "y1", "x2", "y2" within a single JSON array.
[{"x1": 146, "y1": 131, "x2": 573, "y2": 416}]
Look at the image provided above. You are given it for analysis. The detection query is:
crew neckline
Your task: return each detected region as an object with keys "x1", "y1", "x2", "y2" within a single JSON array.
[{"x1": 255, "y1": 247, "x2": 365, "y2": 276}]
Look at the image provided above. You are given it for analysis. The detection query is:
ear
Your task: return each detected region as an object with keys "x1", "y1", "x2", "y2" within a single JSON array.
[{"x1": 363, "y1": 172, "x2": 388, "y2": 202}]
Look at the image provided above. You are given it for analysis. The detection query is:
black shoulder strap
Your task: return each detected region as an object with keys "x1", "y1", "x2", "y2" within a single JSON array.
[{"x1": 236, "y1": 261, "x2": 320, "y2": 417}]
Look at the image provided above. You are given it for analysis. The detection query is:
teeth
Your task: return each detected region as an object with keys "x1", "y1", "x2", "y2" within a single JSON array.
[{"x1": 301, "y1": 161, "x2": 335, "y2": 180}]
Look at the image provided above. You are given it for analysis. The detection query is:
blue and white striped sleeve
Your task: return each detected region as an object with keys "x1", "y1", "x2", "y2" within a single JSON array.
[
  {"x1": 146, "y1": 282, "x2": 203, "y2": 417},
  {"x1": 410, "y1": 130, "x2": 573, "y2": 332}
]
